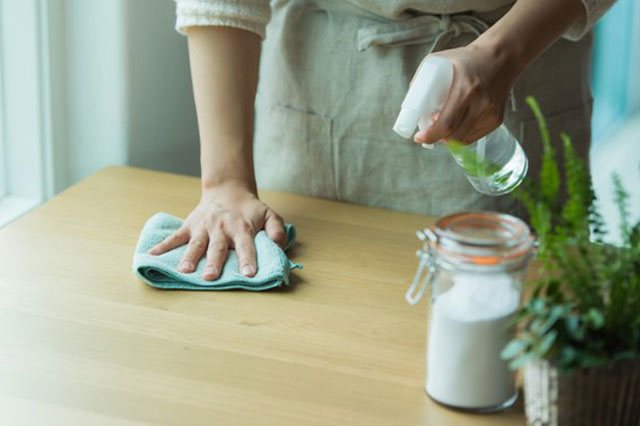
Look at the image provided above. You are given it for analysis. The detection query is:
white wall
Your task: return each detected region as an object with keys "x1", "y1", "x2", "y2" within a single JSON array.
[
  {"x1": 124, "y1": 0, "x2": 200, "y2": 177},
  {"x1": 64, "y1": 0, "x2": 129, "y2": 185},
  {"x1": 49, "y1": 0, "x2": 199, "y2": 193}
]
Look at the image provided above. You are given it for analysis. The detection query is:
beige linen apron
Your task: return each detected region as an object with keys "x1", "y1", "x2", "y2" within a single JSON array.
[{"x1": 254, "y1": 0, "x2": 593, "y2": 217}]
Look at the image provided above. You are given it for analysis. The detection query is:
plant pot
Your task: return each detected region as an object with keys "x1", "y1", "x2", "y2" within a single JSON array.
[{"x1": 523, "y1": 358, "x2": 640, "y2": 426}]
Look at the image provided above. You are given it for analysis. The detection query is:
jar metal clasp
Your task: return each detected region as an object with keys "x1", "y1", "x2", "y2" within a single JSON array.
[{"x1": 405, "y1": 227, "x2": 438, "y2": 305}]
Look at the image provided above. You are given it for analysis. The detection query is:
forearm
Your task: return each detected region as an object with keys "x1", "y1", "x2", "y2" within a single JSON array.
[
  {"x1": 186, "y1": 26, "x2": 261, "y2": 193},
  {"x1": 472, "y1": 0, "x2": 586, "y2": 76}
]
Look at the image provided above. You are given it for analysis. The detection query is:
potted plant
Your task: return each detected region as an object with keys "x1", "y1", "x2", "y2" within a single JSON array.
[{"x1": 499, "y1": 97, "x2": 640, "y2": 425}]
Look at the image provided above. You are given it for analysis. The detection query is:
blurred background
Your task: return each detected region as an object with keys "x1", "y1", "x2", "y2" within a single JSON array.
[{"x1": 0, "y1": 0, "x2": 638, "y2": 242}]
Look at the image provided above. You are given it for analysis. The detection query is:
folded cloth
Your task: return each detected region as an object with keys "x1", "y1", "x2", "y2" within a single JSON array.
[{"x1": 133, "y1": 212, "x2": 301, "y2": 290}]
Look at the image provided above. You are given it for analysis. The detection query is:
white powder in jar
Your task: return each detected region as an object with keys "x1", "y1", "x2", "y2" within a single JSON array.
[{"x1": 426, "y1": 273, "x2": 520, "y2": 409}]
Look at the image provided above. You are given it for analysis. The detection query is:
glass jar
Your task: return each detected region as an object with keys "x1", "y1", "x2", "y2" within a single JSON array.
[{"x1": 406, "y1": 211, "x2": 535, "y2": 412}]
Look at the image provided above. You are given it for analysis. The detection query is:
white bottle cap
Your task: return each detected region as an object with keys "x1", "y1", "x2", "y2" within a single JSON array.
[
  {"x1": 393, "y1": 107, "x2": 421, "y2": 139},
  {"x1": 393, "y1": 56, "x2": 453, "y2": 140}
]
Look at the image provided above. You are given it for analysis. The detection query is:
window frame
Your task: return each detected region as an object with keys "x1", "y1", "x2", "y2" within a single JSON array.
[
  {"x1": 0, "y1": 0, "x2": 53, "y2": 227},
  {"x1": 0, "y1": 0, "x2": 6, "y2": 202},
  {"x1": 591, "y1": 0, "x2": 640, "y2": 145}
]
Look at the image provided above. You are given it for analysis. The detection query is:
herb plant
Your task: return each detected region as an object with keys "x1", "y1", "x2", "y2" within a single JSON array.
[{"x1": 500, "y1": 97, "x2": 640, "y2": 372}]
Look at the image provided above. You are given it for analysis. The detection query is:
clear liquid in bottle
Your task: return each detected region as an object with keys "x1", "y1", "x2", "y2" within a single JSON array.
[{"x1": 447, "y1": 125, "x2": 528, "y2": 196}]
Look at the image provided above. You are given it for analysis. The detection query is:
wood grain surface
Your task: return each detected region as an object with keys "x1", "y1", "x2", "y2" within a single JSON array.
[{"x1": 0, "y1": 166, "x2": 525, "y2": 425}]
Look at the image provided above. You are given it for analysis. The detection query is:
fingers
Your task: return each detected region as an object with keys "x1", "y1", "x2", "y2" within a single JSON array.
[
  {"x1": 178, "y1": 233, "x2": 208, "y2": 273},
  {"x1": 148, "y1": 228, "x2": 190, "y2": 255},
  {"x1": 416, "y1": 90, "x2": 469, "y2": 145},
  {"x1": 203, "y1": 233, "x2": 229, "y2": 281},
  {"x1": 424, "y1": 105, "x2": 471, "y2": 145},
  {"x1": 447, "y1": 104, "x2": 481, "y2": 144},
  {"x1": 233, "y1": 225, "x2": 257, "y2": 277},
  {"x1": 264, "y1": 210, "x2": 286, "y2": 248},
  {"x1": 413, "y1": 111, "x2": 439, "y2": 144},
  {"x1": 447, "y1": 101, "x2": 502, "y2": 144}
]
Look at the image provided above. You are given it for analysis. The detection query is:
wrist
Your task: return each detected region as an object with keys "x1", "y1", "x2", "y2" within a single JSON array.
[
  {"x1": 201, "y1": 177, "x2": 257, "y2": 197},
  {"x1": 201, "y1": 155, "x2": 257, "y2": 194},
  {"x1": 200, "y1": 141, "x2": 257, "y2": 193},
  {"x1": 471, "y1": 29, "x2": 528, "y2": 79}
]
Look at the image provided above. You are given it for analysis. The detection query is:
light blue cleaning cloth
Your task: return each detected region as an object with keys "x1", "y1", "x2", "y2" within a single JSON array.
[{"x1": 133, "y1": 212, "x2": 301, "y2": 290}]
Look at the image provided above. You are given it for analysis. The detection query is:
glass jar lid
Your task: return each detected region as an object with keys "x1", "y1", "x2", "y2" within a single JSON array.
[{"x1": 422, "y1": 211, "x2": 535, "y2": 271}]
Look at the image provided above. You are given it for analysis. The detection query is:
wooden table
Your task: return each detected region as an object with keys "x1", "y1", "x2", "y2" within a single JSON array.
[{"x1": 0, "y1": 167, "x2": 525, "y2": 425}]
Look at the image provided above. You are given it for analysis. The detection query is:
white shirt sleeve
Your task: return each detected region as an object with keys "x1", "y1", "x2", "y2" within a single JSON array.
[
  {"x1": 564, "y1": 0, "x2": 617, "y2": 40},
  {"x1": 175, "y1": 0, "x2": 271, "y2": 39}
]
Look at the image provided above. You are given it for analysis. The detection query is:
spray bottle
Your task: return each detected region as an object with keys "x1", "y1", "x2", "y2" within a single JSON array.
[{"x1": 393, "y1": 56, "x2": 528, "y2": 196}]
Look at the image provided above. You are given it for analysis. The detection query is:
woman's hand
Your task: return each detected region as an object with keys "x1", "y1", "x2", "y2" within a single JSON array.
[
  {"x1": 413, "y1": 0, "x2": 586, "y2": 146},
  {"x1": 414, "y1": 42, "x2": 518, "y2": 146},
  {"x1": 148, "y1": 182, "x2": 286, "y2": 281}
]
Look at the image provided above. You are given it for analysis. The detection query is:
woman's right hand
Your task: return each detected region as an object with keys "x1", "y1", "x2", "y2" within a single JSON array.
[{"x1": 147, "y1": 181, "x2": 286, "y2": 281}]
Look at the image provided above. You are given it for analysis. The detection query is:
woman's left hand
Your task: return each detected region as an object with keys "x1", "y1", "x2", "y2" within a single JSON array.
[{"x1": 414, "y1": 42, "x2": 519, "y2": 145}]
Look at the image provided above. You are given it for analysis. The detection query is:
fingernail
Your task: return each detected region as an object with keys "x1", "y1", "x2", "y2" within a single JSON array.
[
  {"x1": 242, "y1": 265, "x2": 254, "y2": 276},
  {"x1": 421, "y1": 143, "x2": 434, "y2": 150},
  {"x1": 204, "y1": 266, "x2": 217, "y2": 277},
  {"x1": 147, "y1": 248, "x2": 157, "y2": 255},
  {"x1": 179, "y1": 261, "x2": 193, "y2": 272}
]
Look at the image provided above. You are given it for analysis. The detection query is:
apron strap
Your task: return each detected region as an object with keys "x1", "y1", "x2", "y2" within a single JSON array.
[
  {"x1": 356, "y1": 14, "x2": 489, "y2": 52},
  {"x1": 356, "y1": 14, "x2": 518, "y2": 112}
]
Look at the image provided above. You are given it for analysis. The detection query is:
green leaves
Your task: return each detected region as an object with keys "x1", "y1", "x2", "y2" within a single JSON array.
[
  {"x1": 558, "y1": 346, "x2": 577, "y2": 366},
  {"x1": 613, "y1": 173, "x2": 631, "y2": 243},
  {"x1": 564, "y1": 316, "x2": 583, "y2": 340},
  {"x1": 445, "y1": 140, "x2": 502, "y2": 177},
  {"x1": 561, "y1": 132, "x2": 591, "y2": 234},
  {"x1": 536, "y1": 330, "x2": 558, "y2": 357},
  {"x1": 531, "y1": 305, "x2": 568, "y2": 335},
  {"x1": 501, "y1": 97, "x2": 640, "y2": 372},
  {"x1": 501, "y1": 338, "x2": 529, "y2": 360},
  {"x1": 585, "y1": 308, "x2": 605, "y2": 328},
  {"x1": 501, "y1": 332, "x2": 537, "y2": 370},
  {"x1": 526, "y1": 96, "x2": 559, "y2": 204}
]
